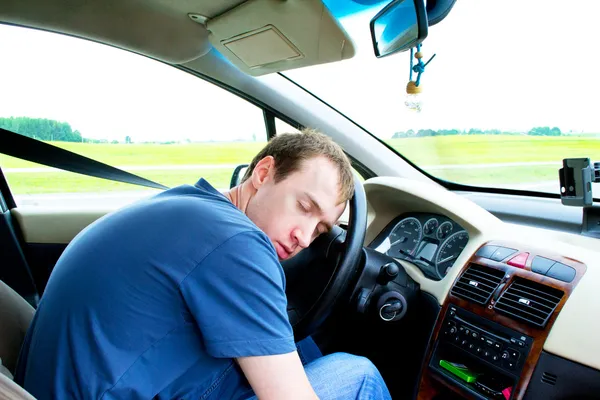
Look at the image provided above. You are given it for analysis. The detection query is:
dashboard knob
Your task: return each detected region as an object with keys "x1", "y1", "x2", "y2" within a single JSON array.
[{"x1": 378, "y1": 262, "x2": 400, "y2": 284}]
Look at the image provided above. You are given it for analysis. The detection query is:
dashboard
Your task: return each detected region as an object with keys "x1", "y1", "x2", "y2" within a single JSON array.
[
  {"x1": 368, "y1": 213, "x2": 469, "y2": 280},
  {"x1": 362, "y1": 177, "x2": 600, "y2": 400}
]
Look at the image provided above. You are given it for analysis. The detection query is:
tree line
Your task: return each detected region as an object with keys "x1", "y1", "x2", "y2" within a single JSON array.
[
  {"x1": 392, "y1": 126, "x2": 563, "y2": 138},
  {"x1": 0, "y1": 116, "x2": 567, "y2": 143},
  {"x1": 0, "y1": 117, "x2": 84, "y2": 142}
]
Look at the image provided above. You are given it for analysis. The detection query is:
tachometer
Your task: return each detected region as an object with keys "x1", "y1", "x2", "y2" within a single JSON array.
[
  {"x1": 435, "y1": 230, "x2": 469, "y2": 278},
  {"x1": 387, "y1": 217, "x2": 423, "y2": 258}
]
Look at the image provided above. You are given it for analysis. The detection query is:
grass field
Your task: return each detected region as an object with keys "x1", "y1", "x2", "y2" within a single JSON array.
[{"x1": 2, "y1": 135, "x2": 599, "y2": 195}]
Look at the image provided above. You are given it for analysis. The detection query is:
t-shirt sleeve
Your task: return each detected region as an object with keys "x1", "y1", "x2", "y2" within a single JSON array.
[{"x1": 179, "y1": 230, "x2": 295, "y2": 358}]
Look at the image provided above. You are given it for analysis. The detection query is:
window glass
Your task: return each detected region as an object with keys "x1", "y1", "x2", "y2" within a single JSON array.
[
  {"x1": 275, "y1": 118, "x2": 301, "y2": 134},
  {"x1": 0, "y1": 25, "x2": 266, "y2": 208},
  {"x1": 285, "y1": 0, "x2": 600, "y2": 194}
]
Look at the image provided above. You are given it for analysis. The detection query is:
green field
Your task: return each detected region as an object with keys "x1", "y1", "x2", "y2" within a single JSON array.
[
  {"x1": 1, "y1": 135, "x2": 599, "y2": 195},
  {"x1": 388, "y1": 135, "x2": 600, "y2": 185},
  {"x1": 387, "y1": 135, "x2": 599, "y2": 165},
  {"x1": 0, "y1": 142, "x2": 267, "y2": 168}
]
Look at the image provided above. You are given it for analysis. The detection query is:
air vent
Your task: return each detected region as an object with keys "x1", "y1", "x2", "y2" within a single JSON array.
[
  {"x1": 450, "y1": 264, "x2": 505, "y2": 305},
  {"x1": 541, "y1": 372, "x2": 558, "y2": 386},
  {"x1": 494, "y1": 277, "x2": 564, "y2": 327}
]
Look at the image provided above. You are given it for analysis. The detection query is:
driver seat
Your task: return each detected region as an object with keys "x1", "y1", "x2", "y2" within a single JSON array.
[{"x1": 0, "y1": 280, "x2": 36, "y2": 399}]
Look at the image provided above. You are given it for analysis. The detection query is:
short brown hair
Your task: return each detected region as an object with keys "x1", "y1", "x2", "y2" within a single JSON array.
[{"x1": 242, "y1": 129, "x2": 354, "y2": 203}]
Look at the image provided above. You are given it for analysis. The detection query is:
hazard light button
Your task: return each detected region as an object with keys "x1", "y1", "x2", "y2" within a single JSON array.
[{"x1": 507, "y1": 252, "x2": 529, "y2": 268}]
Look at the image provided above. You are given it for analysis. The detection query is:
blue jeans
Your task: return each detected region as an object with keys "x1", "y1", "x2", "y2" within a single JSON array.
[{"x1": 247, "y1": 337, "x2": 392, "y2": 400}]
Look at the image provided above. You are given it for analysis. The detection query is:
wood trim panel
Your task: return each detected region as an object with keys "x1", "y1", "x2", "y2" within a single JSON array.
[{"x1": 416, "y1": 240, "x2": 587, "y2": 400}]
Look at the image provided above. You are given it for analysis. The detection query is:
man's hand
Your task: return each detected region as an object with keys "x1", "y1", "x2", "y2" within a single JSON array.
[{"x1": 237, "y1": 351, "x2": 319, "y2": 400}]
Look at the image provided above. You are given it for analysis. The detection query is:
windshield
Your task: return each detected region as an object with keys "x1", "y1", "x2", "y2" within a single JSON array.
[{"x1": 285, "y1": 0, "x2": 600, "y2": 195}]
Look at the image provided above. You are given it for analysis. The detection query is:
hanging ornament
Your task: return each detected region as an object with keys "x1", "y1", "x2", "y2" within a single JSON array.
[{"x1": 405, "y1": 44, "x2": 436, "y2": 113}]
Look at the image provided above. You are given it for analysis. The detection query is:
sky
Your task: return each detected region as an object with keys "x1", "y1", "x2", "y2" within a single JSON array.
[
  {"x1": 1, "y1": 0, "x2": 600, "y2": 142},
  {"x1": 287, "y1": 0, "x2": 600, "y2": 138},
  {"x1": 0, "y1": 24, "x2": 266, "y2": 143}
]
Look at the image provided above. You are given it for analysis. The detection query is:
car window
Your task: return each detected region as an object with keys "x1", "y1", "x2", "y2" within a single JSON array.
[
  {"x1": 285, "y1": 0, "x2": 600, "y2": 195},
  {"x1": 275, "y1": 118, "x2": 301, "y2": 134},
  {"x1": 0, "y1": 24, "x2": 266, "y2": 208}
]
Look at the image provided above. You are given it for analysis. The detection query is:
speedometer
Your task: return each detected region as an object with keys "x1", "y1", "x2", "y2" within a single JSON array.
[
  {"x1": 387, "y1": 217, "x2": 423, "y2": 258},
  {"x1": 435, "y1": 230, "x2": 469, "y2": 278}
]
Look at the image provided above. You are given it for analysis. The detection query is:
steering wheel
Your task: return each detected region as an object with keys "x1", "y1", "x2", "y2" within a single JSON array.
[{"x1": 283, "y1": 175, "x2": 367, "y2": 340}]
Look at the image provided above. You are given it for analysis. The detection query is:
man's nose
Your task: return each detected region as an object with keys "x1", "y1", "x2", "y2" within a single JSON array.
[{"x1": 293, "y1": 227, "x2": 312, "y2": 249}]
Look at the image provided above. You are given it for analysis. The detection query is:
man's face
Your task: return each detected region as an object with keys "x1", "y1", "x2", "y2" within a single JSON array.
[{"x1": 246, "y1": 156, "x2": 347, "y2": 260}]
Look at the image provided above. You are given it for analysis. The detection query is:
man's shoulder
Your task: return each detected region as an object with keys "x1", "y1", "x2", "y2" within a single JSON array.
[
  {"x1": 80, "y1": 181, "x2": 272, "y2": 266},
  {"x1": 143, "y1": 182, "x2": 256, "y2": 230},
  {"x1": 146, "y1": 183, "x2": 275, "y2": 258}
]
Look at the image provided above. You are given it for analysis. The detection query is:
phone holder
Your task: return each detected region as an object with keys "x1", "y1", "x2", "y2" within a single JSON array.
[{"x1": 559, "y1": 158, "x2": 600, "y2": 207}]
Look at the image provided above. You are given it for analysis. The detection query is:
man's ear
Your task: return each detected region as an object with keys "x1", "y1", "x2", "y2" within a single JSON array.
[{"x1": 251, "y1": 156, "x2": 275, "y2": 189}]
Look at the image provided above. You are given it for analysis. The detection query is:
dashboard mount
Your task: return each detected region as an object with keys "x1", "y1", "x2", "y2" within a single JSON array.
[
  {"x1": 559, "y1": 158, "x2": 600, "y2": 239},
  {"x1": 559, "y1": 157, "x2": 600, "y2": 207}
]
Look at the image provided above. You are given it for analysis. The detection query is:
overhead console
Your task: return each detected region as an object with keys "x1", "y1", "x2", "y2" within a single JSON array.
[{"x1": 417, "y1": 241, "x2": 587, "y2": 400}]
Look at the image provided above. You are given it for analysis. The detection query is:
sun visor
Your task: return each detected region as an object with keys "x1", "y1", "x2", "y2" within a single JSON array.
[{"x1": 205, "y1": 0, "x2": 355, "y2": 76}]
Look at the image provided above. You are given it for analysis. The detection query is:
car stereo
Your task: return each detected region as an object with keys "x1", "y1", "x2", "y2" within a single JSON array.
[{"x1": 429, "y1": 306, "x2": 533, "y2": 399}]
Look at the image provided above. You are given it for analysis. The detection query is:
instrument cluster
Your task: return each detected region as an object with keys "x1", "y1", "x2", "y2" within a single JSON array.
[{"x1": 369, "y1": 213, "x2": 469, "y2": 280}]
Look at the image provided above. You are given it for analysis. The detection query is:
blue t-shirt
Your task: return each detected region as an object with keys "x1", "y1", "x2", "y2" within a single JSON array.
[{"x1": 16, "y1": 179, "x2": 296, "y2": 399}]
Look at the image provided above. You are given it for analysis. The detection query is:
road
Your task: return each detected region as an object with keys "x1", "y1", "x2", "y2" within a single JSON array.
[
  {"x1": 4, "y1": 161, "x2": 560, "y2": 174},
  {"x1": 9, "y1": 162, "x2": 600, "y2": 208},
  {"x1": 15, "y1": 181, "x2": 600, "y2": 209}
]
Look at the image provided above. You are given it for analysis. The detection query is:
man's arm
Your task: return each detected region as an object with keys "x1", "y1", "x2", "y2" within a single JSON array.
[{"x1": 237, "y1": 352, "x2": 318, "y2": 400}]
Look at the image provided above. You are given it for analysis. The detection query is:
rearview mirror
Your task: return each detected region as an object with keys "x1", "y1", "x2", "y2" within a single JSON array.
[{"x1": 370, "y1": 0, "x2": 428, "y2": 58}]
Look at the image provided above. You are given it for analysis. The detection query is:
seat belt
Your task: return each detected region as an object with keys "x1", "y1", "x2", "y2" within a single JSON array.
[
  {"x1": 0, "y1": 128, "x2": 168, "y2": 191},
  {"x1": 0, "y1": 128, "x2": 170, "y2": 305}
]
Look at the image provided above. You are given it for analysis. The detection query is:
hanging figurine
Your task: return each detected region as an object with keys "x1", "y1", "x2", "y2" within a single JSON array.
[{"x1": 405, "y1": 44, "x2": 436, "y2": 112}]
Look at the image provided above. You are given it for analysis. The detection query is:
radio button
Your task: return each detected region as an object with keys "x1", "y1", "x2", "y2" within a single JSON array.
[{"x1": 508, "y1": 348, "x2": 520, "y2": 359}]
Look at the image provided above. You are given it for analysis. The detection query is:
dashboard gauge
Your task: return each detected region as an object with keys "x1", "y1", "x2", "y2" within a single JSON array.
[
  {"x1": 436, "y1": 221, "x2": 453, "y2": 240},
  {"x1": 423, "y1": 218, "x2": 439, "y2": 236},
  {"x1": 387, "y1": 217, "x2": 423, "y2": 257},
  {"x1": 435, "y1": 231, "x2": 469, "y2": 278}
]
